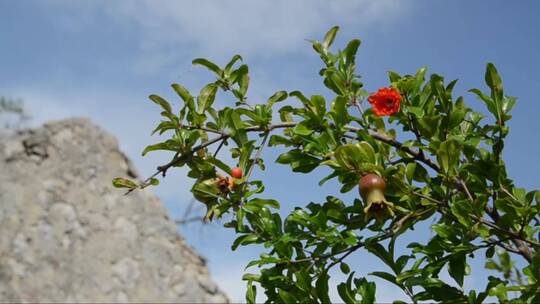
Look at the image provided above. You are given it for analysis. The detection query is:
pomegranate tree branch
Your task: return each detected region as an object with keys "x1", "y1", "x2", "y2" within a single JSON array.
[
  {"x1": 132, "y1": 121, "x2": 537, "y2": 262},
  {"x1": 410, "y1": 191, "x2": 538, "y2": 262},
  {"x1": 130, "y1": 122, "x2": 440, "y2": 195}
]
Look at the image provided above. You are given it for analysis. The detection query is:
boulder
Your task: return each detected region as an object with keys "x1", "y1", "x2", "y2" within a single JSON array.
[{"x1": 0, "y1": 118, "x2": 227, "y2": 303}]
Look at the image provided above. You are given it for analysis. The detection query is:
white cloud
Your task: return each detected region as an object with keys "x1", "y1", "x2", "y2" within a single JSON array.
[
  {"x1": 106, "y1": 0, "x2": 404, "y2": 54},
  {"x1": 47, "y1": 0, "x2": 407, "y2": 72}
]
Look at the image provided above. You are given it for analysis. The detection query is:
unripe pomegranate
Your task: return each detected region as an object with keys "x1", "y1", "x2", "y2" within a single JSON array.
[
  {"x1": 359, "y1": 173, "x2": 394, "y2": 222},
  {"x1": 231, "y1": 167, "x2": 243, "y2": 179},
  {"x1": 359, "y1": 174, "x2": 386, "y2": 203}
]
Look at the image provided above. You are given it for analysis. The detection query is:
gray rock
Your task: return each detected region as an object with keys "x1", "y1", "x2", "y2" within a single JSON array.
[{"x1": 0, "y1": 118, "x2": 228, "y2": 303}]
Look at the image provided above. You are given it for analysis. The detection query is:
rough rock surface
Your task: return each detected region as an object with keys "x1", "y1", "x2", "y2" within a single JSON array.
[{"x1": 0, "y1": 118, "x2": 228, "y2": 303}]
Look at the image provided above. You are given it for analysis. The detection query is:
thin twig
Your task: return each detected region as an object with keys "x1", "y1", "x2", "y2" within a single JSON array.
[
  {"x1": 409, "y1": 191, "x2": 540, "y2": 259},
  {"x1": 175, "y1": 216, "x2": 205, "y2": 225},
  {"x1": 346, "y1": 125, "x2": 440, "y2": 172},
  {"x1": 182, "y1": 199, "x2": 196, "y2": 221},
  {"x1": 245, "y1": 131, "x2": 270, "y2": 181},
  {"x1": 351, "y1": 98, "x2": 365, "y2": 116},
  {"x1": 183, "y1": 126, "x2": 225, "y2": 135},
  {"x1": 457, "y1": 179, "x2": 475, "y2": 202},
  {"x1": 455, "y1": 177, "x2": 535, "y2": 262},
  {"x1": 125, "y1": 133, "x2": 230, "y2": 195},
  {"x1": 324, "y1": 243, "x2": 359, "y2": 272},
  {"x1": 212, "y1": 138, "x2": 226, "y2": 158},
  {"x1": 283, "y1": 220, "x2": 407, "y2": 267}
]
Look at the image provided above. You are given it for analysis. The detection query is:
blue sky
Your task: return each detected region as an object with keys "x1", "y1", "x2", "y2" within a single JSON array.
[{"x1": 2, "y1": 1, "x2": 540, "y2": 302}]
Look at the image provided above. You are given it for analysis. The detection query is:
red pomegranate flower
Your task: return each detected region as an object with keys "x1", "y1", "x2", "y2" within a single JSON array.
[{"x1": 367, "y1": 87, "x2": 402, "y2": 116}]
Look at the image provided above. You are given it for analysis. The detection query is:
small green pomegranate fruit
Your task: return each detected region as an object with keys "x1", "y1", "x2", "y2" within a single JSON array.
[{"x1": 359, "y1": 173, "x2": 395, "y2": 223}]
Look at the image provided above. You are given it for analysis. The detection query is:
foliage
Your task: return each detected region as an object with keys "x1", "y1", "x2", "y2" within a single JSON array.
[
  {"x1": 0, "y1": 97, "x2": 30, "y2": 129},
  {"x1": 114, "y1": 27, "x2": 540, "y2": 303}
]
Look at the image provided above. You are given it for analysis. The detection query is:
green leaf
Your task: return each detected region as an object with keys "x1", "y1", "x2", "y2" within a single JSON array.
[
  {"x1": 338, "y1": 273, "x2": 357, "y2": 304},
  {"x1": 431, "y1": 223, "x2": 452, "y2": 239},
  {"x1": 204, "y1": 156, "x2": 232, "y2": 175},
  {"x1": 324, "y1": 73, "x2": 346, "y2": 95},
  {"x1": 151, "y1": 121, "x2": 178, "y2": 135},
  {"x1": 191, "y1": 179, "x2": 221, "y2": 204},
  {"x1": 437, "y1": 139, "x2": 460, "y2": 175},
  {"x1": 112, "y1": 177, "x2": 139, "y2": 189},
  {"x1": 417, "y1": 115, "x2": 441, "y2": 139},
  {"x1": 315, "y1": 272, "x2": 331, "y2": 303},
  {"x1": 486, "y1": 246, "x2": 496, "y2": 259},
  {"x1": 407, "y1": 106, "x2": 424, "y2": 118},
  {"x1": 242, "y1": 273, "x2": 261, "y2": 282},
  {"x1": 267, "y1": 91, "x2": 288, "y2": 107},
  {"x1": 318, "y1": 170, "x2": 341, "y2": 186},
  {"x1": 290, "y1": 90, "x2": 311, "y2": 106},
  {"x1": 488, "y1": 283, "x2": 508, "y2": 302},
  {"x1": 485, "y1": 63, "x2": 503, "y2": 100},
  {"x1": 330, "y1": 96, "x2": 349, "y2": 127},
  {"x1": 225, "y1": 54, "x2": 243, "y2": 73},
  {"x1": 469, "y1": 88, "x2": 499, "y2": 121},
  {"x1": 311, "y1": 40, "x2": 324, "y2": 55},
  {"x1": 276, "y1": 149, "x2": 320, "y2": 173},
  {"x1": 405, "y1": 162, "x2": 428, "y2": 183},
  {"x1": 340, "y1": 262, "x2": 351, "y2": 274},
  {"x1": 358, "y1": 279, "x2": 376, "y2": 304},
  {"x1": 248, "y1": 198, "x2": 280, "y2": 209},
  {"x1": 366, "y1": 242, "x2": 395, "y2": 273},
  {"x1": 448, "y1": 97, "x2": 467, "y2": 129},
  {"x1": 369, "y1": 271, "x2": 397, "y2": 286},
  {"x1": 245, "y1": 281, "x2": 256, "y2": 304},
  {"x1": 192, "y1": 58, "x2": 221, "y2": 75},
  {"x1": 448, "y1": 254, "x2": 466, "y2": 287},
  {"x1": 197, "y1": 83, "x2": 218, "y2": 114},
  {"x1": 501, "y1": 96, "x2": 516, "y2": 114},
  {"x1": 230, "y1": 64, "x2": 249, "y2": 87},
  {"x1": 292, "y1": 121, "x2": 314, "y2": 136},
  {"x1": 405, "y1": 163, "x2": 416, "y2": 183},
  {"x1": 229, "y1": 109, "x2": 245, "y2": 130},
  {"x1": 310, "y1": 95, "x2": 327, "y2": 118},
  {"x1": 295, "y1": 270, "x2": 312, "y2": 293},
  {"x1": 149, "y1": 95, "x2": 172, "y2": 114},
  {"x1": 414, "y1": 278, "x2": 466, "y2": 302},
  {"x1": 171, "y1": 83, "x2": 193, "y2": 103},
  {"x1": 232, "y1": 234, "x2": 260, "y2": 250},
  {"x1": 388, "y1": 71, "x2": 401, "y2": 83},
  {"x1": 142, "y1": 141, "x2": 180, "y2": 156},
  {"x1": 450, "y1": 200, "x2": 473, "y2": 228},
  {"x1": 344, "y1": 39, "x2": 361, "y2": 64},
  {"x1": 334, "y1": 142, "x2": 377, "y2": 172},
  {"x1": 236, "y1": 108, "x2": 260, "y2": 125},
  {"x1": 322, "y1": 26, "x2": 339, "y2": 51},
  {"x1": 269, "y1": 135, "x2": 293, "y2": 147},
  {"x1": 278, "y1": 290, "x2": 297, "y2": 303},
  {"x1": 278, "y1": 105, "x2": 294, "y2": 122}
]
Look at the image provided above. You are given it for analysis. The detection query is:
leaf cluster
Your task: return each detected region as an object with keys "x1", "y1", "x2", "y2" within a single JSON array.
[{"x1": 114, "y1": 26, "x2": 540, "y2": 303}]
